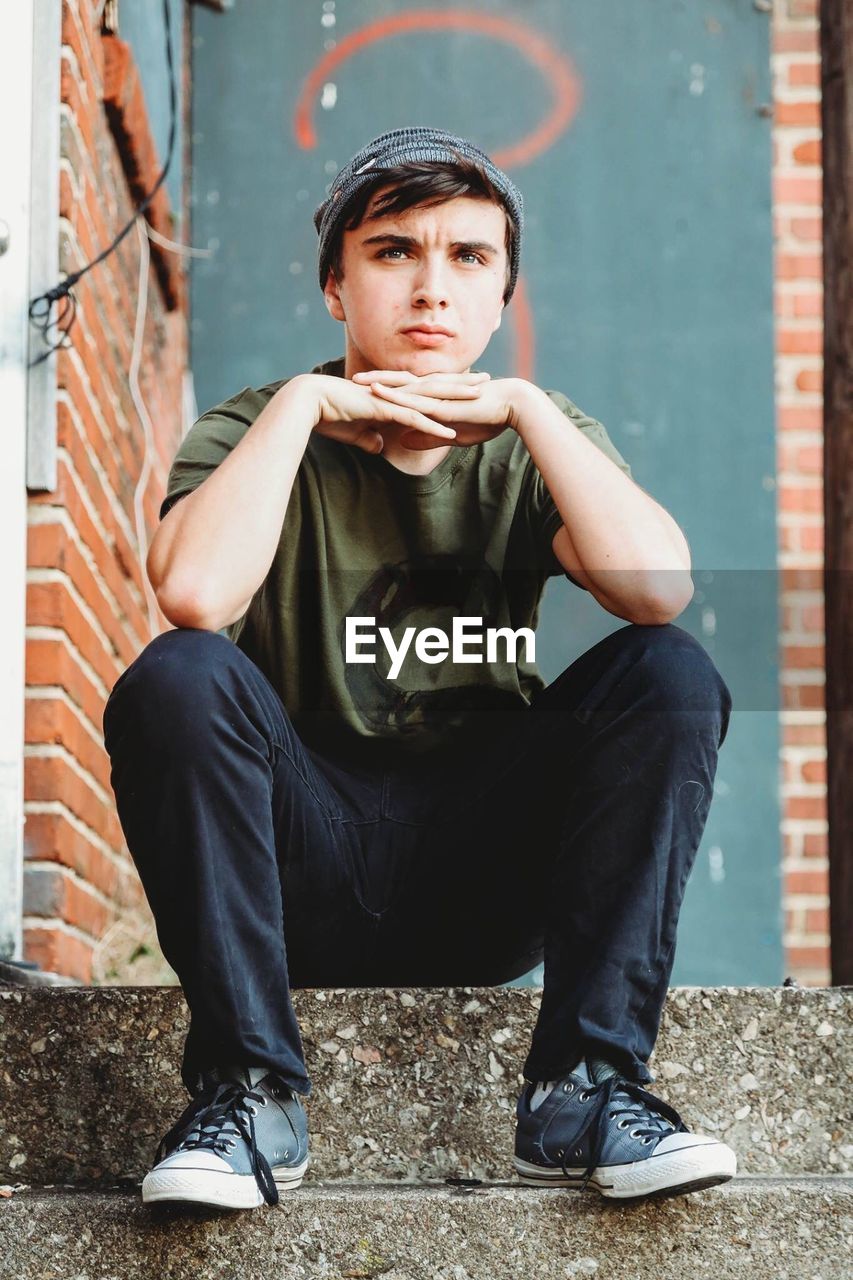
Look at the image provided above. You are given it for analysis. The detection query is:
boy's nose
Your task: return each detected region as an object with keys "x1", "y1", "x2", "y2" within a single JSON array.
[{"x1": 411, "y1": 260, "x2": 451, "y2": 309}]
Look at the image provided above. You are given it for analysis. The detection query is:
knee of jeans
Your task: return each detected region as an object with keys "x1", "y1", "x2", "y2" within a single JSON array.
[
  {"x1": 637, "y1": 624, "x2": 732, "y2": 719},
  {"x1": 103, "y1": 628, "x2": 238, "y2": 744}
]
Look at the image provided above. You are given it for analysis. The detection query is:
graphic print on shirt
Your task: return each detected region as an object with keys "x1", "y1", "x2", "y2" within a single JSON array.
[{"x1": 340, "y1": 553, "x2": 524, "y2": 739}]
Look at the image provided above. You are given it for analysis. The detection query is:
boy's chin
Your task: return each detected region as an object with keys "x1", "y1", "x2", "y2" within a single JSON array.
[{"x1": 396, "y1": 355, "x2": 471, "y2": 375}]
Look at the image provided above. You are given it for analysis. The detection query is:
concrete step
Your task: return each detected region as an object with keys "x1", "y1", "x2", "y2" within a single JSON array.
[
  {"x1": 0, "y1": 986, "x2": 849, "y2": 1187},
  {"x1": 0, "y1": 1178, "x2": 850, "y2": 1279}
]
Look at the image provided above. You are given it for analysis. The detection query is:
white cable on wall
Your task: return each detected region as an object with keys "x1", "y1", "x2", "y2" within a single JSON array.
[{"x1": 129, "y1": 217, "x2": 161, "y2": 642}]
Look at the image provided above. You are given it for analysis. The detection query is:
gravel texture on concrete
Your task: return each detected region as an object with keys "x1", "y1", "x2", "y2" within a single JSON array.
[
  {"x1": 0, "y1": 1179, "x2": 850, "y2": 1280},
  {"x1": 0, "y1": 985, "x2": 850, "y2": 1186}
]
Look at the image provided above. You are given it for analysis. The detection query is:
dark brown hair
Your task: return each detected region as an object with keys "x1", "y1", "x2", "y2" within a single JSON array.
[{"x1": 326, "y1": 154, "x2": 516, "y2": 302}]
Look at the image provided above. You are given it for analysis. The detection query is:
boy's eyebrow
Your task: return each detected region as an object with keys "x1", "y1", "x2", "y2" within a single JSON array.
[{"x1": 360, "y1": 232, "x2": 501, "y2": 256}]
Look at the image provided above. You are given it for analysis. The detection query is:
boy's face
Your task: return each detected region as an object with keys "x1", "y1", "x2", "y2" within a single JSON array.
[{"x1": 324, "y1": 186, "x2": 507, "y2": 378}]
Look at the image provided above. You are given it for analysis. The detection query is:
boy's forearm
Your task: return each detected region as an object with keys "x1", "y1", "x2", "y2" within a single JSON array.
[
  {"x1": 511, "y1": 382, "x2": 693, "y2": 621},
  {"x1": 148, "y1": 378, "x2": 317, "y2": 632}
]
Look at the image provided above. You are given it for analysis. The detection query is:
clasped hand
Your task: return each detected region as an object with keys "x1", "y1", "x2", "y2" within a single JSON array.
[{"x1": 352, "y1": 369, "x2": 521, "y2": 450}]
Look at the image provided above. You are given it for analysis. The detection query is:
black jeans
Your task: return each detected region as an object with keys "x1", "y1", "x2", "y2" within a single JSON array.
[{"x1": 102, "y1": 622, "x2": 732, "y2": 1099}]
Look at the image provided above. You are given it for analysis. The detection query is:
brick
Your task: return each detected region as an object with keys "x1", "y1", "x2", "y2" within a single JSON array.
[
  {"x1": 784, "y1": 907, "x2": 804, "y2": 935},
  {"x1": 788, "y1": 62, "x2": 821, "y2": 89},
  {"x1": 775, "y1": 288, "x2": 795, "y2": 318},
  {"x1": 795, "y1": 368, "x2": 823, "y2": 392},
  {"x1": 777, "y1": 328, "x2": 823, "y2": 354},
  {"x1": 804, "y1": 906, "x2": 829, "y2": 935},
  {"x1": 800, "y1": 524, "x2": 824, "y2": 552},
  {"x1": 782, "y1": 723, "x2": 826, "y2": 747},
  {"x1": 794, "y1": 440, "x2": 819, "y2": 471},
  {"x1": 24, "y1": 926, "x2": 93, "y2": 984},
  {"x1": 25, "y1": 635, "x2": 106, "y2": 731},
  {"x1": 56, "y1": 350, "x2": 143, "y2": 519},
  {"x1": 782, "y1": 683, "x2": 825, "y2": 711},
  {"x1": 789, "y1": 215, "x2": 822, "y2": 241},
  {"x1": 24, "y1": 811, "x2": 124, "y2": 902},
  {"x1": 25, "y1": 752, "x2": 124, "y2": 853},
  {"x1": 778, "y1": 484, "x2": 823, "y2": 513},
  {"x1": 785, "y1": 945, "x2": 830, "y2": 973},
  {"x1": 778, "y1": 441, "x2": 822, "y2": 472},
  {"x1": 61, "y1": 1, "x2": 103, "y2": 94},
  {"x1": 54, "y1": 405, "x2": 150, "y2": 599},
  {"x1": 786, "y1": 0, "x2": 818, "y2": 18},
  {"x1": 773, "y1": 29, "x2": 819, "y2": 55},
  {"x1": 35, "y1": 463, "x2": 151, "y2": 640},
  {"x1": 782, "y1": 644, "x2": 825, "y2": 670},
  {"x1": 786, "y1": 794, "x2": 827, "y2": 821},
  {"x1": 60, "y1": 50, "x2": 97, "y2": 157},
  {"x1": 776, "y1": 253, "x2": 822, "y2": 280},
  {"x1": 25, "y1": 693, "x2": 112, "y2": 797},
  {"x1": 803, "y1": 832, "x2": 828, "y2": 857},
  {"x1": 800, "y1": 758, "x2": 826, "y2": 784},
  {"x1": 26, "y1": 580, "x2": 121, "y2": 702},
  {"x1": 774, "y1": 101, "x2": 821, "y2": 128},
  {"x1": 785, "y1": 869, "x2": 829, "y2": 895},
  {"x1": 773, "y1": 174, "x2": 822, "y2": 204},
  {"x1": 793, "y1": 293, "x2": 822, "y2": 318},
  {"x1": 801, "y1": 602, "x2": 825, "y2": 630},
  {"x1": 27, "y1": 523, "x2": 141, "y2": 670},
  {"x1": 780, "y1": 566, "x2": 823, "y2": 592},
  {"x1": 793, "y1": 137, "x2": 821, "y2": 164},
  {"x1": 24, "y1": 865, "x2": 113, "y2": 940},
  {"x1": 777, "y1": 406, "x2": 823, "y2": 431}
]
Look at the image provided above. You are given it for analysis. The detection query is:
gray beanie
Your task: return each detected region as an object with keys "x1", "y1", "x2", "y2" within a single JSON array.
[{"x1": 314, "y1": 126, "x2": 523, "y2": 304}]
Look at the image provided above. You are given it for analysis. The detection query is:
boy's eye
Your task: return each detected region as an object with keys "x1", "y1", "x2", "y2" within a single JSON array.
[{"x1": 375, "y1": 248, "x2": 484, "y2": 265}]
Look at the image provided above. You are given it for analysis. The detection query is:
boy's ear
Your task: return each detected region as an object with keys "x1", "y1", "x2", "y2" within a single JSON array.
[
  {"x1": 492, "y1": 299, "x2": 505, "y2": 334},
  {"x1": 324, "y1": 269, "x2": 346, "y2": 323}
]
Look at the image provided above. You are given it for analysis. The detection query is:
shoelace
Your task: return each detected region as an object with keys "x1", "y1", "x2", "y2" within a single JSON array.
[
  {"x1": 157, "y1": 1080, "x2": 279, "y2": 1206},
  {"x1": 559, "y1": 1075, "x2": 689, "y2": 1190}
]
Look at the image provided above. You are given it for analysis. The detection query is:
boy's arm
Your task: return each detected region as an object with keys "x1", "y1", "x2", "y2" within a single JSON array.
[
  {"x1": 512, "y1": 383, "x2": 693, "y2": 624},
  {"x1": 148, "y1": 370, "x2": 456, "y2": 633},
  {"x1": 147, "y1": 378, "x2": 317, "y2": 633}
]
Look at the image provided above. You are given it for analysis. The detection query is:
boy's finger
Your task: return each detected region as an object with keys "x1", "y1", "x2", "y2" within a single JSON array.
[
  {"x1": 353, "y1": 370, "x2": 417, "y2": 386},
  {"x1": 382, "y1": 402, "x2": 456, "y2": 436},
  {"x1": 371, "y1": 384, "x2": 467, "y2": 416},
  {"x1": 354, "y1": 370, "x2": 488, "y2": 385},
  {"x1": 373, "y1": 383, "x2": 481, "y2": 401}
]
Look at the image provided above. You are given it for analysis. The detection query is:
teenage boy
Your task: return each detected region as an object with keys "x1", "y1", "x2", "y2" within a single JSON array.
[{"x1": 103, "y1": 126, "x2": 736, "y2": 1210}]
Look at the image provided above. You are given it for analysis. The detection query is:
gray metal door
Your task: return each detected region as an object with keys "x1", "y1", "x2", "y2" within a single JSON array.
[{"x1": 190, "y1": 0, "x2": 780, "y2": 983}]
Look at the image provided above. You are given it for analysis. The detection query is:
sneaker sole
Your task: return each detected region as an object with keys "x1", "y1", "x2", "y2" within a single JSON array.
[
  {"x1": 514, "y1": 1143, "x2": 736, "y2": 1200},
  {"x1": 142, "y1": 1155, "x2": 310, "y2": 1209}
]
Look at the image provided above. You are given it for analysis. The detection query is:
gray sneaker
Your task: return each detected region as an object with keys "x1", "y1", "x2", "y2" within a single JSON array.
[
  {"x1": 514, "y1": 1058, "x2": 736, "y2": 1200},
  {"x1": 142, "y1": 1066, "x2": 309, "y2": 1208}
]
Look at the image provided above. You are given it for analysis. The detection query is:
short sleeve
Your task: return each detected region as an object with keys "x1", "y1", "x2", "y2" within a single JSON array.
[
  {"x1": 159, "y1": 382, "x2": 285, "y2": 520},
  {"x1": 527, "y1": 390, "x2": 634, "y2": 584}
]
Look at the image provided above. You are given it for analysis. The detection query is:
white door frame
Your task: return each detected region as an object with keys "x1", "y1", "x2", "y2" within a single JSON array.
[{"x1": 0, "y1": 1, "x2": 61, "y2": 959}]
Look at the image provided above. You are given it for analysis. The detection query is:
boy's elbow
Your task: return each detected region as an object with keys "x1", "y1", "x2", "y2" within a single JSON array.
[
  {"x1": 155, "y1": 581, "x2": 213, "y2": 631},
  {"x1": 156, "y1": 581, "x2": 252, "y2": 632}
]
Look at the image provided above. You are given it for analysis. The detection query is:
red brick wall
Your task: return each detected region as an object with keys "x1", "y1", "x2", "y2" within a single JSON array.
[
  {"x1": 772, "y1": 0, "x2": 829, "y2": 983},
  {"x1": 23, "y1": 0, "x2": 188, "y2": 981}
]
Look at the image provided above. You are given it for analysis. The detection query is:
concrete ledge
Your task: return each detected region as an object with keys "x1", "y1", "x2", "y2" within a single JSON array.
[
  {"x1": 1, "y1": 986, "x2": 850, "y2": 1185},
  {"x1": 1, "y1": 1178, "x2": 851, "y2": 1280}
]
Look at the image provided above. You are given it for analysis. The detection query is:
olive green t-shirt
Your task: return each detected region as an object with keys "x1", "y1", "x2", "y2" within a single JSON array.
[{"x1": 160, "y1": 356, "x2": 633, "y2": 762}]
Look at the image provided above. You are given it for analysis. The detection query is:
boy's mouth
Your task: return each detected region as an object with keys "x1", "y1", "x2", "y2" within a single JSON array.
[{"x1": 402, "y1": 327, "x2": 455, "y2": 347}]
